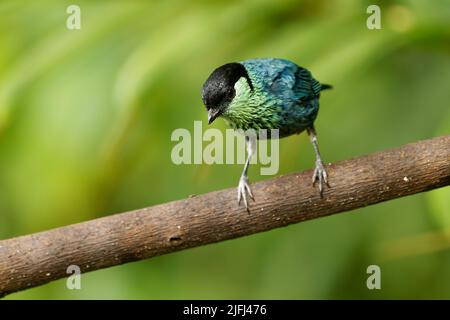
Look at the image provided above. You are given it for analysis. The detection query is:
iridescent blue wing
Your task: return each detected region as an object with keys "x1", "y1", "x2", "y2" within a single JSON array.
[
  {"x1": 242, "y1": 58, "x2": 327, "y2": 102},
  {"x1": 290, "y1": 66, "x2": 324, "y2": 104}
]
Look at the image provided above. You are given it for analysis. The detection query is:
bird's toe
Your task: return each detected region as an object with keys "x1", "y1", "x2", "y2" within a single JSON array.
[
  {"x1": 237, "y1": 177, "x2": 254, "y2": 209},
  {"x1": 312, "y1": 161, "x2": 329, "y2": 196}
]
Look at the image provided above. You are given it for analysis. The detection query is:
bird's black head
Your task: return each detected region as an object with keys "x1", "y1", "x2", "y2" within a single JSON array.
[{"x1": 202, "y1": 62, "x2": 253, "y2": 124}]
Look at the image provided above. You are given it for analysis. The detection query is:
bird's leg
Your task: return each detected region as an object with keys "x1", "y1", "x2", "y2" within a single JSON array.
[
  {"x1": 307, "y1": 126, "x2": 328, "y2": 195},
  {"x1": 238, "y1": 135, "x2": 256, "y2": 210}
]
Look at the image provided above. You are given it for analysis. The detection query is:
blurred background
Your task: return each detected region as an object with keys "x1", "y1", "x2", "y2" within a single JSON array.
[{"x1": 0, "y1": 0, "x2": 449, "y2": 299}]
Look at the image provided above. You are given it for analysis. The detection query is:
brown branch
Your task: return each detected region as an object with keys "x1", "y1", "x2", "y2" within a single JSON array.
[{"x1": 1, "y1": 135, "x2": 449, "y2": 297}]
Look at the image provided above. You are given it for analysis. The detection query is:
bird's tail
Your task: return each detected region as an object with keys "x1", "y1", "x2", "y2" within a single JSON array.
[{"x1": 320, "y1": 84, "x2": 333, "y2": 91}]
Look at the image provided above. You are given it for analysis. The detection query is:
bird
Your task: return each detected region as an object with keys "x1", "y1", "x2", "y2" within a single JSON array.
[{"x1": 201, "y1": 58, "x2": 332, "y2": 209}]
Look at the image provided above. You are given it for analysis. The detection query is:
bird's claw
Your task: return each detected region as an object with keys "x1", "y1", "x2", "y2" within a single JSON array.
[
  {"x1": 237, "y1": 176, "x2": 254, "y2": 210},
  {"x1": 312, "y1": 160, "x2": 328, "y2": 196}
]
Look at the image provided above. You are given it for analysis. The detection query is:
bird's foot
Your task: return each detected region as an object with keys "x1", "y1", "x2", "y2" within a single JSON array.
[
  {"x1": 237, "y1": 176, "x2": 254, "y2": 210},
  {"x1": 312, "y1": 160, "x2": 329, "y2": 196}
]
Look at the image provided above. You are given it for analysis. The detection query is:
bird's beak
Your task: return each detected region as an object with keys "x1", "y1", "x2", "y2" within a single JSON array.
[{"x1": 208, "y1": 109, "x2": 220, "y2": 124}]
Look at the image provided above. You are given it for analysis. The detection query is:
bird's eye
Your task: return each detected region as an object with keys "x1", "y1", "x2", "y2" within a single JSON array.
[{"x1": 226, "y1": 88, "x2": 234, "y2": 98}]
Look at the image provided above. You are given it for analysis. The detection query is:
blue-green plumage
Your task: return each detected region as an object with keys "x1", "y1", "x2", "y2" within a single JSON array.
[
  {"x1": 202, "y1": 58, "x2": 330, "y2": 137},
  {"x1": 201, "y1": 58, "x2": 331, "y2": 209},
  {"x1": 241, "y1": 58, "x2": 324, "y2": 136}
]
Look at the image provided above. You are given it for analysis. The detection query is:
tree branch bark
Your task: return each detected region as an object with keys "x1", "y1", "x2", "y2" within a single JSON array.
[{"x1": 1, "y1": 135, "x2": 449, "y2": 297}]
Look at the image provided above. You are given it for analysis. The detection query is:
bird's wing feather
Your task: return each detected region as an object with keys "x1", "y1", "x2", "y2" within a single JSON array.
[
  {"x1": 242, "y1": 58, "x2": 322, "y2": 102},
  {"x1": 264, "y1": 59, "x2": 320, "y2": 102},
  {"x1": 292, "y1": 67, "x2": 322, "y2": 101}
]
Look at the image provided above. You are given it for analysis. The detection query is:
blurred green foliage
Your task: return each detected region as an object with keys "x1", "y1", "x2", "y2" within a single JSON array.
[{"x1": 0, "y1": 0, "x2": 449, "y2": 299}]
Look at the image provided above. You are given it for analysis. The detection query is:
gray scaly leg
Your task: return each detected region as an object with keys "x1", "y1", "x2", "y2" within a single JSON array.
[
  {"x1": 237, "y1": 135, "x2": 256, "y2": 209},
  {"x1": 307, "y1": 126, "x2": 328, "y2": 195}
]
